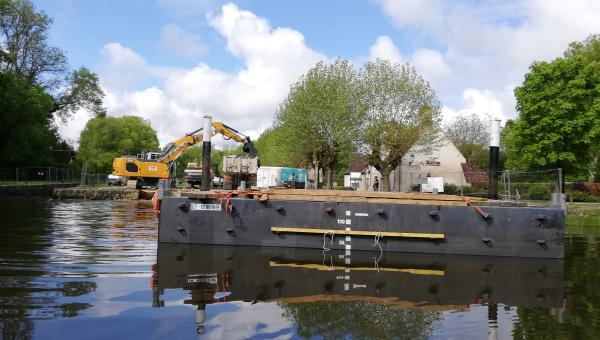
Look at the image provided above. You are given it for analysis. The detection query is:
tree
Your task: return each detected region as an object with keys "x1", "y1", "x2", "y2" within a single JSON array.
[
  {"x1": 253, "y1": 126, "x2": 295, "y2": 167},
  {"x1": 276, "y1": 59, "x2": 363, "y2": 187},
  {"x1": 0, "y1": 70, "x2": 59, "y2": 167},
  {"x1": 565, "y1": 34, "x2": 600, "y2": 183},
  {"x1": 52, "y1": 67, "x2": 107, "y2": 119},
  {"x1": 0, "y1": 0, "x2": 106, "y2": 120},
  {"x1": 507, "y1": 36, "x2": 600, "y2": 184},
  {"x1": 444, "y1": 114, "x2": 490, "y2": 171},
  {"x1": 359, "y1": 59, "x2": 442, "y2": 191},
  {"x1": 280, "y1": 300, "x2": 441, "y2": 339},
  {"x1": 0, "y1": 0, "x2": 67, "y2": 88},
  {"x1": 77, "y1": 116, "x2": 159, "y2": 173}
]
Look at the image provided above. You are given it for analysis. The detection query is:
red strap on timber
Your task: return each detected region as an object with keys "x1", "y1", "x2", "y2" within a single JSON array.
[{"x1": 461, "y1": 196, "x2": 490, "y2": 219}]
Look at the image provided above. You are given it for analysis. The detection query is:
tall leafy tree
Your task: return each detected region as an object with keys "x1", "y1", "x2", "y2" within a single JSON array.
[
  {"x1": 444, "y1": 114, "x2": 490, "y2": 171},
  {"x1": 0, "y1": 0, "x2": 106, "y2": 120},
  {"x1": 253, "y1": 126, "x2": 295, "y2": 167},
  {"x1": 507, "y1": 35, "x2": 600, "y2": 183},
  {"x1": 0, "y1": 71, "x2": 58, "y2": 167},
  {"x1": 0, "y1": 0, "x2": 67, "y2": 88},
  {"x1": 359, "y1": 59, "x2": 442, "y2": 191},
  {"x1": 276, "y1": 59, "x2": 363, "y2": 187},
  {"x1": 78, "y1": 116, "x2": 159, "y2": 173}
]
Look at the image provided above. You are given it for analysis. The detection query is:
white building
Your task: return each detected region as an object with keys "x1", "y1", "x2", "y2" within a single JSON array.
[{"x1": 344, "y1": 138, "x2": 468, "y2": 192}]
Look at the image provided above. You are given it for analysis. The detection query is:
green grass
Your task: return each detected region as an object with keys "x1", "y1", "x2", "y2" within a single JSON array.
[{"x1": 566, "y1": 203, "x2": 600, "y2": 226}]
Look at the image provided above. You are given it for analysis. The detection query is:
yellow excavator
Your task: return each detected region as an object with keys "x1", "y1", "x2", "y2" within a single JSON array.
[{"x1": 111, "y1": 122, "x2": 256, "y2": 189}]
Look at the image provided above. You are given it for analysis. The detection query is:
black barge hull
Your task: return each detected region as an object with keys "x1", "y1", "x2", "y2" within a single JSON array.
[{"x1": 158, "y1": 196, "x2": 564, "y2": 258}]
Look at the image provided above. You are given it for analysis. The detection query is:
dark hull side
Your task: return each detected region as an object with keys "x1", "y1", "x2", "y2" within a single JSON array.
[
  {"x1": 158, "y1": 197, "x2": 564, "y2": 258},
  {"x1": 153, "y1": 243, "x2": 564, "y2": 309}
]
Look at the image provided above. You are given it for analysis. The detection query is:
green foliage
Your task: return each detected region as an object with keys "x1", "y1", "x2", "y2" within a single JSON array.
[
  {"x1": 0, "y1": 71, "x2": 59, "y2": 167},
  {"x1": 458, "y1": 143, "x2": 489, "y2": 171},
  {"x1": 280, "y1": 300, "x2": 441, "y2": 339},
  {"x1": 254, "y1": 127, "x2": 296, "y2": 167},
  {"x1": 360, "y1": 59, "x2": 442, "y2": 191},
  {"x1": 276, "y1": 59, "x2": 362, "y2": 178},
  {"x1": 52, "y1": 67, "x2": 106, "y2": 120},
  {"x1": 78, "y1": 116, "x2": 159, "y2": 173},
  {"x1": 513, "y1": 234, "x2": 600, "y2": 338},
  {"x1": 444, "y1": 114, "x2": 490, "y2": 171},
  {"x1": 567, "y1": 191, "x2": 600, "y2": 203},
  {"x1": 507, "y1": 35, "x2": 600, "y2": 178},
  {"x1": 0, "y1": 0, "x2": 67, "y2": 88}
]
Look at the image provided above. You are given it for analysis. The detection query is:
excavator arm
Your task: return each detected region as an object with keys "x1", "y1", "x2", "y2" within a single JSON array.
[
  {"x1": 158, "y1": 122, "x2": 257, "y2": 167},
  {"x1": 212, "y1": 122, "x2": 257, "y2": 157},
  {"x1": 158, "y1": 127, "x2": 209, "y2": 166}
]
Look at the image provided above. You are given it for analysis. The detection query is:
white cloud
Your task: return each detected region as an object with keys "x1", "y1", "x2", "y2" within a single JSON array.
[
  {"x1": 368, "y1": 35, "x2": 405, "y2": 64},
  {"x1": 61, "y1": 3, "x2": 326, "y2": 149},
  {"x1": 376, "y1": 0, "x2": 600, "y2": 120},
  {"x1": 160, "y1": 24, "x2": 205, "y2": 59},
  {"x1": 58, "y1": 1, "x2": 600, "y2": 149},
  {"x1": 442, "y1": 88, "x2": 507, "y2": 124},
  {"x1": 204, "y1": 301, "x2": 293, "y2": 339}
]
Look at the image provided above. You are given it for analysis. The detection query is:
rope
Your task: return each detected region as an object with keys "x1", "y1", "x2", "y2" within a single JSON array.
[
  {"x1": 372, "y1": 231, "x2": 383, "y2": 273},
  {"x1": 322, "y1": 250, "x2": 334, "y2": 271},
  {"x1": 372, "y1": 231, "x2": 383, "y2": 252},
  {"x1": 322, "y1": 231, "x2": 335, "y2": 251}
]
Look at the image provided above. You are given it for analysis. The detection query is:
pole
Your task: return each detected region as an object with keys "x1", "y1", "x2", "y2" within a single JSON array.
[
  {"x1": 201, "y1": 115, "x2": 213, "y2": 191},
  {"x1": 487, "y1": 118, "x2": 501, "y2": 199}
]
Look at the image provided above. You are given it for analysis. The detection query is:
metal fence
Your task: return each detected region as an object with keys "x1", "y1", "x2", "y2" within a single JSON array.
[
  {"x1": 79, "y1": 173, "x2": 111, "y2": 187},
  {"x1": 404, "y1": 168, "x2": 563, "y2": 200},
  {"x1": 0, "y1": 167, "x2": 79, "y2": 184},
  {"x1": 0, "y1": 167, "x2": 112, "y2": 187}
]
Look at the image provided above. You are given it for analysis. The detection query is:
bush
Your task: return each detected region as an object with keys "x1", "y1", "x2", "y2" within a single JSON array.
[
  {"x1": 443, "y1": 183, "x2": 459, "y2": 195},
  {"x1": 567, "y1": 191, "x2": 600, "y2": 203},
  {"x1": 527, "y1": 184, "x2": 552, "y2": 200}
]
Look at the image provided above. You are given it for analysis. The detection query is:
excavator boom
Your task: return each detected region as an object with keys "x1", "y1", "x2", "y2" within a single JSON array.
[{"x1": 112, "y1": 120, "x2": 257, "y2": 189}]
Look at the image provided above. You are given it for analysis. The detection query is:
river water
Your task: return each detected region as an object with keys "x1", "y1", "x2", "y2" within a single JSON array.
[{"x1": 0, "y1": 197, "x2": 598, "y2": 339}]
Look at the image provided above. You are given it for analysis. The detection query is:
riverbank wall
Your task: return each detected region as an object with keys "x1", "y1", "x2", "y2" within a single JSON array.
[
  {"x1": 53, "y1": 187, "x2": 143, "y2": 200},
  {"x1": 0, "y1": 183, "x2": 78, "y2": 196}
]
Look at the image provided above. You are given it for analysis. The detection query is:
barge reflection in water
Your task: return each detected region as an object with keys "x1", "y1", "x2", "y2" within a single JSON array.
[{"x1": 153, "y1": 243, "x2": 565, "y2": 338}]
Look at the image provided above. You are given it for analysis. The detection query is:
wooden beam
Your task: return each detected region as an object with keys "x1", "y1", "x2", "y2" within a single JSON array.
[
  {"x1": 271, "y1": 226, "x2": 445, "y2": 239},
  {"x1": 265, "y1": 194, "x2": 467, "y2": 206},
  {"x1": 268, "y1": 261, "x2": 444, "y2": 276},
  {"x1": 262, "y1": 188, "x2": 486, "y2": 201}
]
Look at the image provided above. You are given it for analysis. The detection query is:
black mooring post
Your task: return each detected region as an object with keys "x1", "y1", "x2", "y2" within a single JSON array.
[
  {"x1": 201, "y1": 115, "x2": 212, "y2": 191},
  {"x1": 487, "y1": 118, "x2": 501, "y2": 199},
  {"x1": 488, "y1": 146, "x2": 500, "y2": 199}
]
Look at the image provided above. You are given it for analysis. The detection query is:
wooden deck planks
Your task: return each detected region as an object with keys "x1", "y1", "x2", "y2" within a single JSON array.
[
  {"x1": 265, "y1": 194, "x2": 468, "y2": 206},
  {"x1": 262, "y1": 188, "x2": 485, "y2": 201}
]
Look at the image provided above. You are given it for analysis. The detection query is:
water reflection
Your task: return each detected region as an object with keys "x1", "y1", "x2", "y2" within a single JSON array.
[
  {"x1": 154, "y1": 244, "x2": 565, "y2": 338},
  {"x1": 3, "y1": 197, "x2": 600, "y2": 339},
  {"x1": 0, "y1": 197, "x2": 156, "y2": 339}
]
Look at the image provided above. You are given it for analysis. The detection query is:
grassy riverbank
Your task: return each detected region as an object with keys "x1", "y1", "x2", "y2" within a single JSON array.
[{"x1": 566, "y1": 203, "x2": 600, "y2": 226}]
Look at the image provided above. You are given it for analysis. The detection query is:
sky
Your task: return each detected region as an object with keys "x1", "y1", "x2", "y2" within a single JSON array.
[{"x1": 34, "y1": 0, "x2": 600, "y2": 148}]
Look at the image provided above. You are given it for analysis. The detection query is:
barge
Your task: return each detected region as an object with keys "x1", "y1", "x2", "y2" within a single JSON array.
[{"x1": 157, "y1": 188, "x2": 565, "y2": 258}]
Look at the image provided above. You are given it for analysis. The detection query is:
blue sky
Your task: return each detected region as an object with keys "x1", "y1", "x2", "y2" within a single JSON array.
[{"x1": 33, "y1": 0, "x2": 600, "y2": 147}]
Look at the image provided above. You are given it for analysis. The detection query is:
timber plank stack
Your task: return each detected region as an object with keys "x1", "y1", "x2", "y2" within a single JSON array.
[{"x1": 181, "y1": 188, "x2": 489, "y2": 207}]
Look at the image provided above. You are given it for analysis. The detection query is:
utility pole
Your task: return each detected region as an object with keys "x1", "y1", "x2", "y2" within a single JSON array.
[
  {"x1": 487, "y1": 118, "x2": 501, "y2": 199},
  {"x1": 201, "y1": 115, "x2": 213, "y2": 191}
]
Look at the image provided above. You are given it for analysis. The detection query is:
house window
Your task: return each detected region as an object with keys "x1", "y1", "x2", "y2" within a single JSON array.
[{"x1": 425, "y1": 160, "x2": 441, "y2": 166}]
